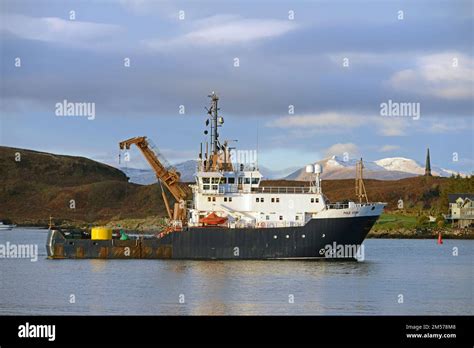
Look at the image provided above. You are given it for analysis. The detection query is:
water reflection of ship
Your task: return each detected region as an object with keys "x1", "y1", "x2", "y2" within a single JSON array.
[{"x1": 164, "y1": 260, "x2": 373, "y2": 315}]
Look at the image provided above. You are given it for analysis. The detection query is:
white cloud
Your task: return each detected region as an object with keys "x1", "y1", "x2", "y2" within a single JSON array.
[
  {"x1": 119, "y1": 0, "x2": 178, "y2": 18},
  {"x1": 119, "y1": 0, "x2": 157, "y2": 14},
  {"x1": 266, "y1": 112, "x2": 410, "y2": 137},
  {"x1": 266, "y1": 112, "x2": 367, "y2": 130},
  {"x1": 143, "y1": 15, "x2": 297, "y2": 50},
  {"x1": 374, "y1": 117, "x2": 408, "y2": 136},
  {"x1": 389, "y1": 52, "x2": 474, "y2": 100},
  {"x1": 0, "y1": 14, "x2": 123, "y2": 46},
  {"x1": 327, "y1": 52, "x2": 408, "y2": 67},
  {"x1": 379, "y1": 145, "x2": 401, "y2": 152},
  {"x1": 426, "y1": 118, "x2": 473, "y2": 133},
  {"x1": 323, "y1": 143, "x2": 359, "y2": 158}
]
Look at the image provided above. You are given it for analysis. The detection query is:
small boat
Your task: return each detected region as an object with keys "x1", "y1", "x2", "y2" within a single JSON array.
[{"x1": 0, "y1": 222, "x2": 16, "y2": 230}]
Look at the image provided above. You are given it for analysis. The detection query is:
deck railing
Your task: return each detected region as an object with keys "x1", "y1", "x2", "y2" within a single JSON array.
[
  {"x1": 217, "y1": 186, "x2": 313, "y2": 194},
  {"x1": 232, "y1": 221, "x2": 305, "y2": 229},
  {"x1": 254, "y1": 187, "x2": 312, "y2": 194}
]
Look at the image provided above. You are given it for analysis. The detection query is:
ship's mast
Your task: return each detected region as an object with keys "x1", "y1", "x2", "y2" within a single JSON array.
[
  {"x1": 203, "y1": 92, "x2": 232, "y2": 172},
  {"x1": 209, "y1": 92, "x2": 219, "y2": 156},
  {"x1": 355, "y1": 158, "x2": 368, "y2": 203}
]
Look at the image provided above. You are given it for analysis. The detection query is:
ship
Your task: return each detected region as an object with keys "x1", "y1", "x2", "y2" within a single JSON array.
[{"x1": 46, "y1": 92, "x2": 385, "y2": 260}]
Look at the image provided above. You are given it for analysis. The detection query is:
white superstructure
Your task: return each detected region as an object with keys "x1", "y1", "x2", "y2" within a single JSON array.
[
  {"x1": 186, "y1": 92, "x2": 384, "y2": 229},
  {"x1": 188, "y1": 162, "x2": 384, "y2": 228}
]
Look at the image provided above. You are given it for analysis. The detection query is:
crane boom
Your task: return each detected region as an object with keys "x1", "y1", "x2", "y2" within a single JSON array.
[{"x1": 119, "y1": 136, "x2": 187, "y2": 221}]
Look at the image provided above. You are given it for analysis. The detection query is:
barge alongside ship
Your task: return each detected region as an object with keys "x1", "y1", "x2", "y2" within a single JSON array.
[{"x1": 47, "y1": 93, "x2": 385, "y2": 260}]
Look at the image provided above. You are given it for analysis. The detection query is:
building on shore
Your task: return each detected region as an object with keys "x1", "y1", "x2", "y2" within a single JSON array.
[{"x1": 446, "y1": 194, "x2": 474, "y2": 228}]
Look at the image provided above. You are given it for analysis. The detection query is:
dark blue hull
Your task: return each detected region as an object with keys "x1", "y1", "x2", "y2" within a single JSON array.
[{"x1": 46, "y1": 216, "x2": 378, "y2": 260}]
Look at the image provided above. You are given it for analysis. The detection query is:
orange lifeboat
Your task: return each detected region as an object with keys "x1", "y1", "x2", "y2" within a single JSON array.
[{"x1": 200, "y1": 212, "x2": 228, "y2": 226}]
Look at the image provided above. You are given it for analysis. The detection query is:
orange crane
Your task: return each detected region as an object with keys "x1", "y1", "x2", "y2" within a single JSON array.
[{"x1": 119, "y1": 136, "x2": 188, "y2": 222}]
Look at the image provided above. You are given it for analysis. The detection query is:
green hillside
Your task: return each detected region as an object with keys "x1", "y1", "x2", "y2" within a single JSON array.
[{"x1": 0, "y1": 146, "x2": 171, "y2": 225}]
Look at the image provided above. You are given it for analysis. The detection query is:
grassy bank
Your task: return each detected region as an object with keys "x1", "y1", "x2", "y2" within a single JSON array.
[{"x1": 368, "y1": 213, "x2": 473, "y2": 239}]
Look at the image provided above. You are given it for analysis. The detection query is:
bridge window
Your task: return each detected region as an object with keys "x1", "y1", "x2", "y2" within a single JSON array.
[
  {"x1": 228, "y1": 177, "x2": 235, "y2": 184},
  {"x1": 212, "y1": 178, "x2": 220, "y2": 184},
  {"x1": 251, "y1": 178, "x2": 259, "y2": 184},
  {"x1": 203, "y1": 178, "x2": 210, "y2": 184},
  {"x1": 212, "y1": 185, "x2": 218, "y2": 190},
  {"x1": 203, "y1": 185, "x2": 210, "y2": 190},
  {"x1": 244, "y1": 178, "x2": 251, "y2": 184}
]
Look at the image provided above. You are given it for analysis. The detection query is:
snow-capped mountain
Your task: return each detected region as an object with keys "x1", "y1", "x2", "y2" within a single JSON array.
[
  {"x1": 374, "y1": 157, "x2": 463, "y2": 177},
  {"x1": 285, "y1": 156, "x2": 466, "y2": 181},
  {"x1": 121, "y1": 156, "x2": 468, "y2": 184},
  {"x1": 374, "y1": 158, "x2": 425, "y2": 175}
]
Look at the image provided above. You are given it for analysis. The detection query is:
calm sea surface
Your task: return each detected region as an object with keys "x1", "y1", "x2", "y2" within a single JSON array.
[{"x1": 0, "y1": 228, "x2": 472, "y2": 315}]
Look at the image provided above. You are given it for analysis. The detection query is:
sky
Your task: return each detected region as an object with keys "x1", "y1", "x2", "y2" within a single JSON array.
[{"x1": 0, "y1": 0, "x2": 473, "y2": 173}]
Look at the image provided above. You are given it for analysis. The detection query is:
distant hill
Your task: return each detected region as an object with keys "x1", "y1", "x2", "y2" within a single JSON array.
[
  {"x1": 120, "y1": 160, "x2": 197, "y2": 185},
  {"x1": 174, "y1": 160, "x2": 198, "y2": 182},
  {"x1": 0, "y1": 146, "x2": 173, "y2": 225},
  {"x1": 120, "y1": 167, "x2": 157, "y2": 185},
  {"x1": 1, "y1": 146, "x2": 127, "y2": 186},
  {"x1": 285, "y1": 156, "x2": 468, "y2": 181}
]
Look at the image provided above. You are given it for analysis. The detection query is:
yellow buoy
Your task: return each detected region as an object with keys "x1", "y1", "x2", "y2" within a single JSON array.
[{"x1": 91, "y1": 227, "x2": 112, "y2": 240}]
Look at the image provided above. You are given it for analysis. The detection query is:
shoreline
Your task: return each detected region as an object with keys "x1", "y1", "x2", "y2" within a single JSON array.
[{"x1": 11, "y1": 223, "x2": 474, "y2": 240}]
